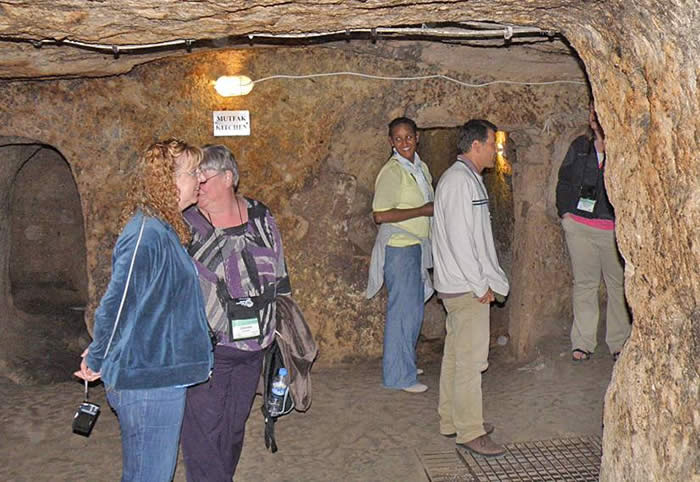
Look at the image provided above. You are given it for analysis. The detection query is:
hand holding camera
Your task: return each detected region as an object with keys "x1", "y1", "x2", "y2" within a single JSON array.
[
  {"x1": 73, "y1": 348, "x2": 101, "y2": 382},
  {"x1": 72, "y1": 348, "x2": 102, "y2": 437}
]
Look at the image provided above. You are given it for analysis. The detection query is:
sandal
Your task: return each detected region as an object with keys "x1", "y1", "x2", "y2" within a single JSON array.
[{"x1": 572, "y1": 349, "x2": 592, "y2": 361}]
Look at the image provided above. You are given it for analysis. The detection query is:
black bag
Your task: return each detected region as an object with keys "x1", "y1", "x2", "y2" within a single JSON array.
[
  {"x1": 260, "y1": 338, "x2": 294, "y2": 453},
  {"x1": 258, "y1": 295, "x2": 319, "y2": 453}
]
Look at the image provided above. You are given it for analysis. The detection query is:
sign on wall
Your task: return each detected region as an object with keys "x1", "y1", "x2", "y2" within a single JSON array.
[{"x1": 213, "y1": 110, "x2": 250, "y2": 136}]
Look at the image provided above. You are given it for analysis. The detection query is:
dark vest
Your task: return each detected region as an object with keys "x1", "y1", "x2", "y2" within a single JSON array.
[{"x1": 556, "y1": 135, "x2": 615, "y2": 220}]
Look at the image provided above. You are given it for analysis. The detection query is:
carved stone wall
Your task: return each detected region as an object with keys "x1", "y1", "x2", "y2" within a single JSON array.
[
  {"x1": 0, "y1": 43, "x2": 586, "y2": 366},
  {"x1": 0, "y1": 1, "x2": 697, "y2": 479}
]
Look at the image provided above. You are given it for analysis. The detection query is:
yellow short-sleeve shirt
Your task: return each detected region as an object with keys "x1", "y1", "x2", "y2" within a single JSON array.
[{"x1": 372, "y1": 156, "x2": 433, "y2": 247}]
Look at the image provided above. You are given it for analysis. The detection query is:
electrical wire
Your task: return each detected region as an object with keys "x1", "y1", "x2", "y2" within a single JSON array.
[
  {"x1": 8, "y1": 22, "x2": 557, "y2": 56},
  {"x1": 247, "y1": 24, "x2": 551, "y2": 40},
  {"x1": 252, "y1": 72, "x2": 586, "y2": 88}
]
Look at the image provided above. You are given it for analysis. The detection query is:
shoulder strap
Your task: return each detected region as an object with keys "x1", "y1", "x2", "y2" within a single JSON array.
[
  {"x1": 247, "y1": 200, "x2": 274, "y2": 248},
  {"x1": 103, "y1": 216, "x2": 146, "y2": 358},
  {"x1": 261, "y1": 340, "x2": 279, "y2": 453}
]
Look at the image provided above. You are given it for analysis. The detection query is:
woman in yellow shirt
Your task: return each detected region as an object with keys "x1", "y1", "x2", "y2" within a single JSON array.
[{"x1": 370, "y1": 117, "x2": 434, "y2": 393}]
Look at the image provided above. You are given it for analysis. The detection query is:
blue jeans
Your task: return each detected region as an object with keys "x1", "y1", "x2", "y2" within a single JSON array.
[
  {"x1": 383, "y1": 244, "x2": 424, "y2": 388},
  {"x1": 106, "y1": 386, "x2": 186, "y2": 482}
]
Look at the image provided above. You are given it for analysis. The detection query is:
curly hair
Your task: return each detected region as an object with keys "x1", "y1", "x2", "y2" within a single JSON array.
[{"x1": 118, "y1": 139, "x2": 203, "y2": 245}]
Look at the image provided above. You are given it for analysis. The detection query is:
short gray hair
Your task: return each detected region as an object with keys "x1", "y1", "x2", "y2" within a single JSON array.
[{"x1": 201, "y1": 144, "x2": 240, "y2": 188}]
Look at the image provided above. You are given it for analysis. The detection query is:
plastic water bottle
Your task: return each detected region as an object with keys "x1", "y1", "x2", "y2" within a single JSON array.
[{"x1": 268, "y1": 367, "x2": 289, "y2": 417}]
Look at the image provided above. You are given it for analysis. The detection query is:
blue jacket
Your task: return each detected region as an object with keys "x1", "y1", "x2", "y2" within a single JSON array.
[{"x1": 87, "y1": 211, "x2": 213, "y2": 390}]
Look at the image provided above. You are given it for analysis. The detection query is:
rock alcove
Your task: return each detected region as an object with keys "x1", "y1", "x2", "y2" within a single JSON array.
[
  {"x1": 1, "y1": 139, "x2": 89, "y2": 383},
  {"x1": 0, "y1": 2, "x2": 696, "y2": 480}
]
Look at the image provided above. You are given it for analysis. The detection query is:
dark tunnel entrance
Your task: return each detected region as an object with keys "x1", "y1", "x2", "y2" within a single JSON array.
[
  {"x1": 9, "y1": 145, "x2": 88, "y2": 313},
  {"x1": 2, "y1": 141, "x2": 89, "y2": 382}
]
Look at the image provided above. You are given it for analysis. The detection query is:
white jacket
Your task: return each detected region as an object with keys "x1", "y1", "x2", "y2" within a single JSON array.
[{"x1": 431, "y1": 161, "x2": 509, "y2": 297}]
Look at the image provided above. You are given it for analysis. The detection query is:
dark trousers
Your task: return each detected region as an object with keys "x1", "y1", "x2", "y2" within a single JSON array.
[{"x1": 181, "y1": 345, "x2": 264, "y2": 482}]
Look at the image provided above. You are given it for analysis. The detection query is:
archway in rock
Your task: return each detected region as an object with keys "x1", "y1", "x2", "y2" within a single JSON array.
[
  {"x1": 418, "y1": 126, "x2": 516, "y2": 343},
  {"x1": 9, "y1": 145, "x2": 88, "y2": 312},
  {"x1": 0, "y1": 139, "x2": 89, "y2": 383}
]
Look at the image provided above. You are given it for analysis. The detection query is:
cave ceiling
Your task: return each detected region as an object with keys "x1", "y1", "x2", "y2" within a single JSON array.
[{"x1": 0, "y1": 0, "x2": 593, "y2": 80}]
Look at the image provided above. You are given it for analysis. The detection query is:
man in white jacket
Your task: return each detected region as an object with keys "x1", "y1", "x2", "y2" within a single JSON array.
[{"x1": 432, "y1": 119, "x2": 510, "y2": 457}]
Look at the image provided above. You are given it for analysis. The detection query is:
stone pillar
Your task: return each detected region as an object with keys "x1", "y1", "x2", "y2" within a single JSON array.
[
  {"x1": 567, "y1": 6, "x2": 699, "y2": 480},
  {"x1": 508, "y1": 128, "x2": 574, "y2": 359}
]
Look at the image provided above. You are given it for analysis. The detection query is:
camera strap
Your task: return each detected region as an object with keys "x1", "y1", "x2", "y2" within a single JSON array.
[
  {"x1": 83, "y1": 378, "x2": 90, "y2": 403},
  {"x1": 103, "y1": 215, "x2": 147, "y2": 359}
]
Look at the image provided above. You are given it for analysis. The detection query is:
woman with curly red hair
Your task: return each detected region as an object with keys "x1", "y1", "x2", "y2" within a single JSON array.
[{"x1": 74, "y1": 139, "x2": 214, "y2": 481}]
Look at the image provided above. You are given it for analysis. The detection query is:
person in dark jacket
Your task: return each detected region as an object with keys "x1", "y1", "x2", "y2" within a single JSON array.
[
  {"x1": 556, "y1": 103, "x2": 631, "y2": 362},
  {"x1": 74, "y1": 139, "x2": 214, "y2": 481}
]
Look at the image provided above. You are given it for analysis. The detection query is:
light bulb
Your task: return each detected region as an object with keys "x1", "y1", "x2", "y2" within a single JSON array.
[{"x1": 214, "y1": 76, "x2": 254, "y2": 97}]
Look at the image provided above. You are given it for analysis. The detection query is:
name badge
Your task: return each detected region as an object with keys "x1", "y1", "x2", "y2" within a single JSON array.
[
  {"x1": 576, "y1": 197, "x2": 596, "y2": 213},
  {"x1": 229, "y1": 317, "x2": 261, "y2": 340}
]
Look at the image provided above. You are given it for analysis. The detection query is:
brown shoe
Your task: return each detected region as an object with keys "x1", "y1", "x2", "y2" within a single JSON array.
[{"x1": 458, "y1": 434, "x2": 506, "y2": 457}]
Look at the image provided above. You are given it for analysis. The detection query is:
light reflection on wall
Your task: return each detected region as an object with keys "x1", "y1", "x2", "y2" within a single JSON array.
[{"x1": 495, "y1": 130, "x2": 512, "y2": 175}]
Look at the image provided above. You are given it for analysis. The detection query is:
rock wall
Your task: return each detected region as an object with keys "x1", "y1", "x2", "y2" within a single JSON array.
[
  {"x1": 567, "y1": 4, "x2": 699, "y2": 480},
  {"x1": 0, "y1": 1, "x2": 697, "y2": 477},
  {"x1": 0, "y1": 43, "x2": 585, "y2": 366}
]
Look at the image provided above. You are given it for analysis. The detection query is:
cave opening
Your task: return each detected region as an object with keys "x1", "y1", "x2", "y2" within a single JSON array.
[
  {"x1": 2, "y1": 141, "x2": 89, "y2": 382},
  {"x1": 9, "y1": 145, "x2": 88, "y2": 313}
]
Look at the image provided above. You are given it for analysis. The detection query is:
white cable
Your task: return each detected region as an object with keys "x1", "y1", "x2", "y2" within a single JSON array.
[
  {"x1": 252, "y1": 71, "x2": 586, "y2": 88},
  {"x1": 248, "y1": 25, "x2": 547, "y2": 40},
  {"x1": 103, "y1": 216, "x2": 146, "y2": 358},
  {"x1": 29, "y1": 38, "x2": 193, "y2": 52},
  {"x1": 16, "y1": 22, "x2": 556, "y2": 53}
]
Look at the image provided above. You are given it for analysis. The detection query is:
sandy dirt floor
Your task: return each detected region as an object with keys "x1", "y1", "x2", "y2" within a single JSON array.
[{"x1": 0, "y1": 329, "x2": 617, "y2": 482}]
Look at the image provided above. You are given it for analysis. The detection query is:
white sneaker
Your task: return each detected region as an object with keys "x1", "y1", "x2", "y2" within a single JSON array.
[
  {"x1": 402, "y1": 382, "x2": 428, "y2": 393},
  {"x1": 417, "y1": 368, "x2": 424, "y2": 375}
]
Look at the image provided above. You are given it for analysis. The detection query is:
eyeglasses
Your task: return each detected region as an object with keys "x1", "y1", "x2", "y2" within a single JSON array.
[
  {"x1": 178, "y1": 168, "x2": 201, "y2": 178},
  {"x1": 199, "y1": 171, "x2": 223, "y2": 184}
]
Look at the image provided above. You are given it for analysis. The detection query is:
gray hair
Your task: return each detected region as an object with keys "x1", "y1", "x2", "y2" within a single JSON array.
[{"x1": 201, "y1": 144, "x2": 240, "y2": 188}]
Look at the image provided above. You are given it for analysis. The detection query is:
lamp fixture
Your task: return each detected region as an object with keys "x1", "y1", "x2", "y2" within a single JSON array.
[
  {"x1": 495, "y1": 130, "x2": 512, "y2": 175},
  {"x1": 496, "y1": 130, "x2": 507, "y2": 155},
  {"x1": 214, "y1": 75, "x2": 254, "y2": 97}
]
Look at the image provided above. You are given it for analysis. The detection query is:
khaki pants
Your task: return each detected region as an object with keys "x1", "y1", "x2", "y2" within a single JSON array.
[
  {"x1": 438, "y1": 293, "x2": 490, "y2": 443},
  {"x1": 562, "y1": 216, "x2": 631, "y2": 354}
]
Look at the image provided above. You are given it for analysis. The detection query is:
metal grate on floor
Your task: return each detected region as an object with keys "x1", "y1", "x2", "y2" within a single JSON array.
[
  {"x1": 456, "y1": 436, "x2": 602, "y2": 481},
  {"x1": 418, "y1": 449, "x2": 477, "y2": 481}
]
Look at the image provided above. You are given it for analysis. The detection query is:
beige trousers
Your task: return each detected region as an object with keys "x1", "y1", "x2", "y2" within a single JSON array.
[
  {"x1": 562, "y1": 216, "x2": 631, "y2": 354},
  {"x1": 438, "y1": 293, "x2": 490, "y2": 443}
]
